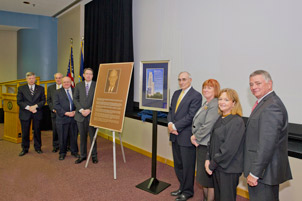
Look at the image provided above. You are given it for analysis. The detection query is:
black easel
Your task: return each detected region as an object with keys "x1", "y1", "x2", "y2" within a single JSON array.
[{"x1": 136, "y1": 111, "x2": 171, "y2": 194}]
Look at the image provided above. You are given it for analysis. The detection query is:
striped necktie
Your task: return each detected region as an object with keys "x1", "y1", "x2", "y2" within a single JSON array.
[
  {"x1": 175, "y1": 90, "x2": 184, "y2": 112},
  {"x1": 30, "y1": 86, "x2": 34, "y2": 96}
]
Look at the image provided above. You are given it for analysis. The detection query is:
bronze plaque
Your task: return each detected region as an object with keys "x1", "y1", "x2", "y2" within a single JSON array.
[{"x1": 90, "y1": 62, "x2": 134, "y2": 132}]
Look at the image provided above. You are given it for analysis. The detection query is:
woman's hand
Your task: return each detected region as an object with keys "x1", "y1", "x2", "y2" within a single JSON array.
[
  {"x1": 190, "y1": 135, "x2": 199, "y2": 147},
  {"x1": 205, "y1": 160, "x2": 213, "y2": 175}
]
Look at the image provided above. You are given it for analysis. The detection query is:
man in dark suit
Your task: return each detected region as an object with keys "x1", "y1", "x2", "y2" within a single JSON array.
[
  {"x1": 17, "y1": 72, "x2": 46, "y2": 156},
  {"x1": 47, "y1": 73, "x2": 63, "y2": 153},
  {"x1": 53, "y1": 76, "x2": 79, "y2": 160},
  {"x1": 244, "y1": 70, "x2": 292, "y2": 201},
  {"x1": 167, "y1": 71, "x2": 202, "y2": 201},
  {"x1": 74, "y1": 68, "x2": 98, "y2": 164}
]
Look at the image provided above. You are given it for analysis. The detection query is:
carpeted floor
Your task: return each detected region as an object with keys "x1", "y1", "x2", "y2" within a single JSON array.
[{"x1": 0, "y1": 124, "x2": 248, "y2": 201}]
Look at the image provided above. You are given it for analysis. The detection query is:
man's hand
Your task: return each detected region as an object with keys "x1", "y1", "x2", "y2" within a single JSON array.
[
  {"x1": 190, "y1": 135, "x2": 199, "y2": 147},
  {"x1": 81, "y1": 109, "x2": 91, "y2": 117},
  {"x1": 29, "y1": 104, "x2": 38, "y2": 113},
  {"x1": 168, "y1": 124, "x2": 178, "y2": 135},
  {"x1": 65, "y1": 111, "x2": 75, "y2": 117},
  {"x1": 205, "y1": 160, "x2": 212, "y2": 175},
  {"x1": 247, "y1": 174, "x2": 258, "y2": 186}
]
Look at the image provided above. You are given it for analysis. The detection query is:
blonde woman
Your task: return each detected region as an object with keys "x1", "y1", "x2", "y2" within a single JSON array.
[{"x1": 205, "y1": 88, "x2": 245, "y2": 201}]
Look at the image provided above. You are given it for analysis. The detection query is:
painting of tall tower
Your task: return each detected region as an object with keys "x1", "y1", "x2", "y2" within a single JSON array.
[
  {"x1": 147, "y1": 72, "x2": 155, "y2": 96},
  {"x1": 146, "y1": 68, "x2": 163, "y2": 100}
]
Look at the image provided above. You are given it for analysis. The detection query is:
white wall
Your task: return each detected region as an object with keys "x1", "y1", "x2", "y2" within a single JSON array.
[
  {"x1": 0, "y1": 31, "x2": 17, "y2": 83},
  {"x1": 133, "y1": 0, "x2": 302, "y2": 124}
]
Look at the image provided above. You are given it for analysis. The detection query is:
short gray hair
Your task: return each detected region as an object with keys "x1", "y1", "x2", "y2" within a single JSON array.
[
  {"x1": 26, "y1": 72, "x2": 35, "y2": 77},
  {"x1": 250, "y1": 70, "x2": 272, "y2": 83},
  {"x1": 54, "y1": 72, "x2": 63, "y2": 78},
  {"x1": 178, "y1": 71, "x2": 191, "y2": 78}
]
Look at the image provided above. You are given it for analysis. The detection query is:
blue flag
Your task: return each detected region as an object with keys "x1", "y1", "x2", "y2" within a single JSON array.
[{"x1": 78, "y1": 40, "x2": 84, "y2": 82}]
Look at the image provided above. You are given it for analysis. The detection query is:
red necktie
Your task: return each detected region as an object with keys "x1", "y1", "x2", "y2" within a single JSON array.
[{"x1": 251, "y1": 100, "x2": 258, "y2": 112}]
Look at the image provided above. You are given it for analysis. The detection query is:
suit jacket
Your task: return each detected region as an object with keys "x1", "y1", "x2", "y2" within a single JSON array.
[
  {"x1": 53, "y1": 87, "x2": 75, "y2": 125},
  {"x1": 47, "y1": 84, "x2": 57, "y2": 118},
  {"x1": 167, "y1": 87, "x2": 202, "y2": 147},
  {"x1": 73, "y1": 81, "x2": 96, "y2": 122},
  {"x1": 244, "y1": 92, "x2": 292, "y2": 185},
  {"x1": 207, "y1": 115, "x2": 245, "y2": 173},
  {"x1": 192, "y1": 98, "x2": 220, "y2": 146},
  {"x1": 17, "y1": 84, "x2": 45, "y2": 121}
]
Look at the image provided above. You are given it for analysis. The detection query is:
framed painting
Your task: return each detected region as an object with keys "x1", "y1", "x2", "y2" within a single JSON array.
[{"x1": 139, "y1": 60, "x2": 170, "y2": 112}]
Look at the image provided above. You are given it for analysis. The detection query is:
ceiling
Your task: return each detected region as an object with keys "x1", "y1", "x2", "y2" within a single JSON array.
[
  {"x1": 0, "y1": 0, "x2": 83, "y2": 31},
  {"x1": 0, "y1": 0, "x2": 77, "y2": 17}
]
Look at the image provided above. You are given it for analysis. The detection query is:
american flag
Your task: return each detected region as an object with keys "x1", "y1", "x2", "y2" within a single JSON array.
[{"x1": 67, "y1": 45, "x2": 75, "y2": 87}]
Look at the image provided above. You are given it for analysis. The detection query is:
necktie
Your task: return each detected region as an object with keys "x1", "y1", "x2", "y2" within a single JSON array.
[
  {"x1": 66, "y1": 89, "x2": 74, "y2": 111},
  {"x1": 30, "y1": 86, "x2": 34, "y2": 96},
  {"x1": 86, "y1": 84, "x2": 89, "y2": 96},
  {"x1": 251, "y1": 100, "x2": 258, "y2": 112},
  {"x1": 175, "y1": 90, "x2": 184, "y2": 112}
]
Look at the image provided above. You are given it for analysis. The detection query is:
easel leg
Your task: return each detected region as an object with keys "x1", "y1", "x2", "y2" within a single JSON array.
[
  {"x1": 118, "y1": 132, "x2": 126, "y2": 163},
  {"x1": 113, "y1": 131, "x2": 116, "y2": 179},
  {"x1": 85, "y1": 128, "x2": 98, "y2": 168}
]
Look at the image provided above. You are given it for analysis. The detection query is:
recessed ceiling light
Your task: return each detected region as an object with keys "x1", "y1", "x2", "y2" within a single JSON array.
[{"x1": 23, "y1": 1, "x2": 30, "y2": 4}]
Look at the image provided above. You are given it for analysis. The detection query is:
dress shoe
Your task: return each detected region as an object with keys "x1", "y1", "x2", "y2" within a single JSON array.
[
  {"x1": 59, "y1": 155, "x2": 65, "y2": 160},
  {"x1": 19, "y1": 150, "x2": 28, "y2": 157},
  {"x1": 35, "y1": 149, "x2": 43, "y2": 154},
  {"x1": 175, "y1": 194, "x2": 192, "y2": 201},
  {"x1": 71, "y1": 153, "x2": 80, "y2": 158},
  {"x1": 92, "y1": 157, "x2": 98, "y2": 164},
  {"x1": 75, "y1": 157, "x2": 86, "y2": 164},
  {"x1": 171, "y1": 189, "x2": 182, "y2": 196},
  {"x1": 52, "y1": 147, "x2": 59, "y2": 153}
]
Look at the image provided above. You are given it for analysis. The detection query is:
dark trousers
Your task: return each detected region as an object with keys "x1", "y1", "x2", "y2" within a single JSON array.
[
  {"x1": 77, "y1": 118, "x2": 97, "y2": 159},
  {"x1": 21, "y1": 117, "x2": 41, "y2": 151},
  {"x1": 212, "y1": 171, "x2": 241, "y2": 201},
  {"x1": 57, "y1": 121, "x2": 78, "y2": 156},
  {"x1": 248, "y1": 182, "x2": 279, "y2": 201},
  {"x1": 51, "y1": 116, "x2": 59, "y2": 149},
  {"x1": 172, "y1": 141, "x2": 196, "y2": 197}
]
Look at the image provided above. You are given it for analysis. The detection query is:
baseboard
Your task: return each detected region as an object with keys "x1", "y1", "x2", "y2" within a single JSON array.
[
  {"x1": 237, "y1": 187, "x2": 249, "y2": 199},
  {"x1": 98, "y1": 132, "x2": 249, "y2": 199}
]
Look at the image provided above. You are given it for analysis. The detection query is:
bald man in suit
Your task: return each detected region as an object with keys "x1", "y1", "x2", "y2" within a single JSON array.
[
  {"x1": 168, "y1": 71, "x2": 202, "y2": 201},
  {"x1": 17, "y1": 72, "x2": 45, "y2": 156},
  {"x1": 53, "y1": 76, "x2": 79, "y2": 160},
  {"x1": 244, "y1": 70, "x2": 292, "y2": 201}
]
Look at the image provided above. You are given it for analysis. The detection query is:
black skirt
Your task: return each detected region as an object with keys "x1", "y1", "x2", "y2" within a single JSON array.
[{"x1": 196, "y1": 145, "x2": 214, "y2": 188}]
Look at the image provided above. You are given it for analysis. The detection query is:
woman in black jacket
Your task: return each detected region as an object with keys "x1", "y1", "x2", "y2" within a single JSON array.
[{"x1": 205, "y1": 88, "x2": 245, "y2": 201}]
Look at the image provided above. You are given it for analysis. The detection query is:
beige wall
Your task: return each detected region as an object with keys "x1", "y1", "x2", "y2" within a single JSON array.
[
  {"x1": 57, "y1": 5, "x2": 81, "y2": 83},
  {"x1": 0, "y1": 31, "x2": 17, "y2": 83}
]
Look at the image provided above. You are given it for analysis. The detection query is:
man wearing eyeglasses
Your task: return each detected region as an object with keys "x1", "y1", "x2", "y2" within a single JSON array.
[{"x1": 167, "y1": 71, "x2": 202, "y2": 201}]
